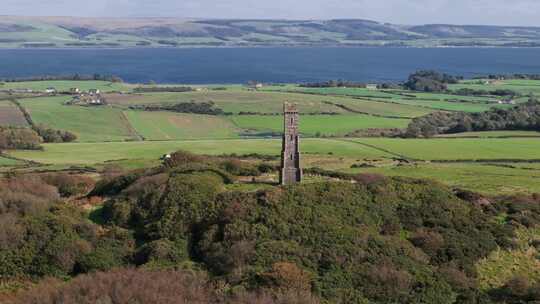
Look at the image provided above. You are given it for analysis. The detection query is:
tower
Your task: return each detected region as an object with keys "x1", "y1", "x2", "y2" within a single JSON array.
[{"x1": 280, "y1": 103, "x2": 302, "y2": 185}]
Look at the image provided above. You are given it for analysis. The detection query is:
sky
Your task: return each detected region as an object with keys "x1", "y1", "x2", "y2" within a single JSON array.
[{"x1": 3, "y1": 0, "x2": 540, "y2": 26}]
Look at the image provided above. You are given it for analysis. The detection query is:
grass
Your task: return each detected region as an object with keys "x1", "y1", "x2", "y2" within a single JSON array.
[
  {"x1": 0, "y1": 81, "x2": 130, "y2": 93},
  {"x1": 0, "y1": 100, "x2": 28, "y2": 126},
  {"x1": 0, "y1": 156, "x2": 22, "y2": 167},
  {"x1": 105, "y1": 89, "x2": 431, "y2": 118},
  {"x1": 231, "y1": 115, "x2": 410, "y2": 136},
  {"x1": 124, "y1": 111, "x2": 239, "y2": 140},
  {"x1": 106, "y1": 90, "x2": 348, "y2": 114},
  {"x1": 348, "y1": 138, "x2": 540, "y2": 161},
  {"x1": 19, "y1": 96, "x2": 138, "y2": 142},
  {"x1": 7, "y1": 139, "x2": 393, "y2": 166}
]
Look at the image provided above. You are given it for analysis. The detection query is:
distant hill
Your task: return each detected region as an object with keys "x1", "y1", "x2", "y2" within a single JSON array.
[{"x1": 2, "y1": 16, "x2": 540, "y2": 48}]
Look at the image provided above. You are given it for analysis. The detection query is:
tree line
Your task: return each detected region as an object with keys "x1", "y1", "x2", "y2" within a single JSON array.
[{"x1": 405, "y1": 99, "x2": 540, "y2": 137}]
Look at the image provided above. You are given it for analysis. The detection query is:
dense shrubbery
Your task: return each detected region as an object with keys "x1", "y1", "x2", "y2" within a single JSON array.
[
  {"x1": 3, "y1": 153, "x2": 540, "y2": 303},
  {"x1": 129, "y1": 101, "x2": 227, "y2": 115},
  {"x1": 96, "y1": 157, "x2": 539, "y2": 303},
  {"x1": 8, "y1": 268, "x2": 319, "y2": 304},
  {"x1": 453, "y1": 88, "x2": 518, "y2": 97},
  {"x1": 0, "y1": 173, "x2": 132, "y2": 281},
  {"x1": 0, "y1": 125, "x2": 76, "y2": 151},
  {"x1": 405, "y1": 100, "x2": 540, "y2": 137},
  {"x1": 404, "y1": 70, "x2": 461, "y2": 92},
  {"x1": 0, "y1": 126, "x2": 42, "y2": 150},
  {"x1": 33, "y1": 125, "x2": 77, "y2": 143}
]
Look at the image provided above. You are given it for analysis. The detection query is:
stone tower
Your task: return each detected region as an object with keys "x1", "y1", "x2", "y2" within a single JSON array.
[{"x1": 280, "y1": 102, "x2": 302, "y2": 185}]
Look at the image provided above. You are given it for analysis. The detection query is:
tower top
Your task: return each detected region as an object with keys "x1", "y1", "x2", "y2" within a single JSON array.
[{"x1": 284, "y1": 102, "x2": 298, "y2": 113}]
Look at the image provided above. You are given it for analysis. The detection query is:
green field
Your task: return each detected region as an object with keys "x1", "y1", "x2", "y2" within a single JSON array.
[
  {"x1": 4, "y1": 79, "x2": 540, "y2": 195},
  {"x1": 0, "y1": 80, "x2": 130, "y2": 93},
  {"x1": 125, "y1": 111, "x2": 239, "y2": 140},
  {"x1": 232, "y1": 114, "x2": 410, "y2": 136},
  {"x1": 0, "y1": 156, "x2": 22, "y2": 167},
  {"x1": 7, "y1": 139, "x2": 393, "y2": 165},
  {"x1": 105, "y1": 89, "x2": 432, "y2": 118},
  {"x1": 19, "y1": 96, "x2": 138, "y2": 142},
  {"x1": 348, "y1": 138, "x2": 540, "y2": 161}
]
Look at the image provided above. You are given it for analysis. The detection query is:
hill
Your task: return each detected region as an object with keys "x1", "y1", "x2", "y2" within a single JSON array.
[
  {"x1": 2, "y1": 152, "x2": 540, "y2": 303},
  {"x1": 2, "y1": 16, "x2": 540, "y2": 48}
]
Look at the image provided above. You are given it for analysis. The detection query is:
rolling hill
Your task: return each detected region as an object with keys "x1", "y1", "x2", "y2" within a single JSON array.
[{"x1": 2, "y1": 16, "x2": 540, "y2": 48}]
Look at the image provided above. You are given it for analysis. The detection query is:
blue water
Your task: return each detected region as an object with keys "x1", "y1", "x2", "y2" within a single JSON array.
[{"x1": 1, "y1": 47, "x2": 540, "y2": 84}]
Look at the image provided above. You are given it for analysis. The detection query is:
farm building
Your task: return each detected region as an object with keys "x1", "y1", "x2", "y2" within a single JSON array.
[
  {"x1": 88, "y1": 89, "x2": 101, "y2": 94},
  {"x1": 70, "y1": 88, "x2": 81, "y2": 94},
  {"x1": 45, "y1": 87, "x2": 56, "y2": 93},
  {"x1": 67, "y1": 93, "x2": 106, "y2": 106}
]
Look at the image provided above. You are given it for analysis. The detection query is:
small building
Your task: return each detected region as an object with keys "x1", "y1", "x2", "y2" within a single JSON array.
[
  {"x1": 67, "y1": 93, "x2": 106, "y2": 106},
  {"x1": 498, "y1": 99, "x2": 516, "y2": 105},
  {"x1": 366, "y1": 84, "x2": 378, "y2": 90},
  {"x1": 45, "y1": 87, "x2": 56, "y2": 93},
  {"x1": 70, "y1": 88, "x2": 81, "y2": 94},
  {"x1": 88, "y1": 89, "x2": 101, "y2": 94}
]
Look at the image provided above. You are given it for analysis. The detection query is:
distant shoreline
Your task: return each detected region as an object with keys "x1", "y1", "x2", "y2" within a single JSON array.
[{"x1": 3, "y1": 45, "x2": 540, "y2": 51}]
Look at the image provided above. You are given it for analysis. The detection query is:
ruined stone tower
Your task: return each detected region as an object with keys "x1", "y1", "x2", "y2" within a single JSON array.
[{"x1": 280, "y1": 103, "x2": 302, "y2": 185}]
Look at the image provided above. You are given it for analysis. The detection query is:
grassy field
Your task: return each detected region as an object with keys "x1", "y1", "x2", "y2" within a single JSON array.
[
  {"x1": 19, "y1": 96, "x2": 138, "y2": 142},
  {"x1": 7, "y1": 138, "x2": 393, "y2": 165},
  {"x1": 264, "y1": 85, "x2": 510, "y2": 112},
  {"x1": 232, "y1": 114, "x2": 410, "y2": 136},
  {"x1": 0, "y1": 80, "x2": 130, "y2": 93},
  {"x1": 105, "y1": 89, "x2": 432, "y2": 118},
  {"x1": 0, "y1": 100, "x2": 28, "y2": 126},
  {"x1": 348, "y1": 138, "x2": 540, "y2": 161},
  {"x1": 125, "y1": 111, "x2": 240, "y2": 140},
  {"x1": 0, "y1": 156, "x2": 22, "y2": 167}
]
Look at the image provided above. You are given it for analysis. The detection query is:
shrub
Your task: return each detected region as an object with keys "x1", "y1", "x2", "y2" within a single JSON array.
[{"x1": 41, "y1": 173, "x2": 95, "y2": 197}]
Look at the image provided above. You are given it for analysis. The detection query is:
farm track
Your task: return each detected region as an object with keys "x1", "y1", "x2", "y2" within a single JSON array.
[
  {"x1": 334, "y1": 138, "x2": 412, "y2": 160},
  {"x1": 120, "y1": 111, "x2": 145, "y2": 141}
]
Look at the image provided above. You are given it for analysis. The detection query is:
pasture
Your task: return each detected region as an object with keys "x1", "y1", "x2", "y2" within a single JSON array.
[
  {"x1": 124, "y1": 111, "x2": 240, "y2": 140},
  {"x1": 3, "y1": 79, "x2": 540, "y2": 195},
  {"x1": 105, "y1": 89, "x2": 433, "y2": 118},
  {"x1": 7, "y1": 138, "x2": 393, "y2": 165},
  {"x1": 19, "y1": 96, "x2": 138, "y2": 142},
  {"x1": 231, "y1": 114, "x2": 410, "y2": 136},
  {"x1": 348, "y1": 138, "x2": 540, "y2": 161}
]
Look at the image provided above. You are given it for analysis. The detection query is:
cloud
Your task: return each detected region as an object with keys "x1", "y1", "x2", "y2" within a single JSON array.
[{"x1": 2, "y1": 0, "x2": 540, "y2": 26}]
